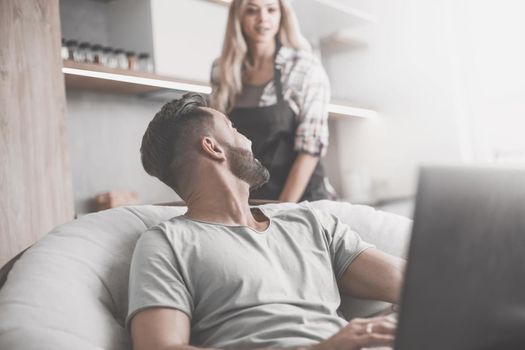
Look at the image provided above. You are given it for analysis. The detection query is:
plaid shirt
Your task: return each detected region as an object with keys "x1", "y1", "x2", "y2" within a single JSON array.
[{"x1": 210, "y1": 46, "x2": 331, "y2": 157}]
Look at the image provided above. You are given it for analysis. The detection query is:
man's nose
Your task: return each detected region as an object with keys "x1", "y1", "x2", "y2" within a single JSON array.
[{"x1": 242, "y1": 134, "x2": 252, "y2": 145}]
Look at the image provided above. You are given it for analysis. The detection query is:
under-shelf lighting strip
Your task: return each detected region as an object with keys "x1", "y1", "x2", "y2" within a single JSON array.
[
  {"x1": 62, "y1": 67, "x2": 212, "y2": 94},
  {"x1": 327, "y1": 104, "x2": 378, "y2": 119},
  {"x1": 62, "y1": 66, "x2": 376, "y2": 119}
]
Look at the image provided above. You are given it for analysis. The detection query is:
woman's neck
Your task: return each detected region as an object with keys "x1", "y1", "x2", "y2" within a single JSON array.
[{"x1": 248, "y1": 40, "x2": 276, "y2": 68}]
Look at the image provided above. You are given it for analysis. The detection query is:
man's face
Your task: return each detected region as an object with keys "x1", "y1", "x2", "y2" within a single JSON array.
[
  {"x1": 206, "y1": 108, "x2": 269, "y2": 190},
  {"x1": 225, "y1": 144, "x2": 270, "y2": 191}
]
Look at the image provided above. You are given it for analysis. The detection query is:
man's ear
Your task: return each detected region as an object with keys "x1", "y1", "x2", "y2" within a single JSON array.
[{"x1": 201, "y1": 136, "x2": 226, "y2": 161}]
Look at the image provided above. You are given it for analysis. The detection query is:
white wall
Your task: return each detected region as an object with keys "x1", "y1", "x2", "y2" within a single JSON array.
[
  {"x1": 447, "y1": 0, "x2": 525, "y2": 163},
  {"x1": 318, "y1": 0, "x2": 525, "y2": 202},
  {"x1": 66, "y1": 91, "x2": 176, "y2": 214},
  {"x1": 321, "y1": 0, "x2": 464, "y2": 202}
]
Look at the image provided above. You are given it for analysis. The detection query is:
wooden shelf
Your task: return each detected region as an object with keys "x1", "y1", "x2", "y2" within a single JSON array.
[
  {"x1": 62, "y1": 60, "x2": 211, "y2": 95},
  {"x1": 320, "y1": 29, "x2": 368, "y2": 52},
  {"x1": 328, "y1": 102, "x2": 378, "y2": 120},
  {"x1": 62, "y1": 60, "x2": 377, "y2": 120}
]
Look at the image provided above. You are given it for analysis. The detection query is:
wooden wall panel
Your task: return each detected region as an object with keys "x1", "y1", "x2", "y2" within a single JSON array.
[{"x1": 0, "y1": 0, "x2": 74, "y2": 268}]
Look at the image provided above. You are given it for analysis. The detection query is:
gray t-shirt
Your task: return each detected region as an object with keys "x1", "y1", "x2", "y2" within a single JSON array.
[{"x1": 126, "y1": 204, "x2": 373, "y2": 348}]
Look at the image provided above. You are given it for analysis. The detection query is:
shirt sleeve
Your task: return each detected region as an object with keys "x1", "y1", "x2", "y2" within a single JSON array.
[
  {"x1": 294, "y1": 60, "x2": 331, "y2": 157},
  {"x1": 125, "y1": 228, "x2": 194, "y2": 331},
  {"x1": 312, "y1": 207, "x2": 375, "y2": 280}
]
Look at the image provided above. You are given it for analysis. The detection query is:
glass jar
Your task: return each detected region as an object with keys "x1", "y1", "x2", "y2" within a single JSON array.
[
  {"x1": 114, "y1": 49, "x2": 128, "y2": 70},
  {"x1": 61, "y1": 38, "x2": 69, "y2": 60},
  {"x1": 102, "y1": 47, "x2": 118, "y2": 68},
  {"x1": 138, "y1": 53, "x2": 154, "y2": 73},
  {"x1": 66, "y1": 40, "x2": 79, "y2": 61},
  {"x1": 126, "y1": 51, "x2": 139, "y2": 71},
  {"x1": 79, "y1": 42, "x2": 94, "y2": 63},
  {"x1": 92, "y1": 45, "x2": 103, "y2": 65}
]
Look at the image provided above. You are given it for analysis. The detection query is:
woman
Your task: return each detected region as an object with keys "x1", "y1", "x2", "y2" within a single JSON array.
[{"x1": 210, "y1": 0, "x2": 336, "y2": 202}]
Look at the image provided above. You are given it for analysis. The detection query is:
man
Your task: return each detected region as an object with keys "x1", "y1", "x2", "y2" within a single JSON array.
[{"x1": 127, "y1": 93, "x2": 405, "y2": 350}]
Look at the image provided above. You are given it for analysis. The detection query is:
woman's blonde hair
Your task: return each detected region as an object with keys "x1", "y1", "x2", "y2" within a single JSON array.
[{"x1": 211, "y1": 0, "x2": 310, "y2": 113}]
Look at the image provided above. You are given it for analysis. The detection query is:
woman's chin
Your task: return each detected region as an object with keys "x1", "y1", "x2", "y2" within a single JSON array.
[{"x1": 248, "y1": 34, "x2": 277, "y2": 45}]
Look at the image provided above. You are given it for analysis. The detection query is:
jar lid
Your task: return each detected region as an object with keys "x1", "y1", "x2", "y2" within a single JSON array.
[
  {"x1": 92, "y1": 44, "x2": 103, "y2": 50},
  {"x1": 114, "y1": 49, "x2": 125, "y2": 54},
  {"x1": 102, "y1": 47, "x2": 113, "y2": 52},
  {"x1": 126, "y1": 51, "x2": 136, "y2": 56},
  {"x1": 79, "y1": 42, "x2": 91, "y2": 48},
  {"x1": 138, "y1": 52, "x2": 150, "y2": 58},
  {"x1": 66, "y1": 40, "x2": 78, "y2": 46}
]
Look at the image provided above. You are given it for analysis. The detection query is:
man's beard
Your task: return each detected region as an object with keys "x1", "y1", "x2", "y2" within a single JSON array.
[{"x1": 226, "y1": 145, "x2": 270, "y2": 191}]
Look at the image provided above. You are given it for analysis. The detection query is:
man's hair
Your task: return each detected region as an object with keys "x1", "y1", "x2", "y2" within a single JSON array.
[{"x1": 140, "y1": 93, "x2": 214, "y2": 195}]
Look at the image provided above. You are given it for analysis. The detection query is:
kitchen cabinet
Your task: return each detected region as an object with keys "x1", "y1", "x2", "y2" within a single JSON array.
[
  {"x1": 106, "y1": 0, "x2": 227, "y2": 83},
  {"x1": 61, "y1": 0, "x2": 378, "y2": 119}
]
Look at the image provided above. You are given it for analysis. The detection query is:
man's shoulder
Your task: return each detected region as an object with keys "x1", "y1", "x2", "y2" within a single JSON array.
[
  {"x1": 139, "y1": 215, "x2": 190, "y2": 241},
  {"x1": 263, "y1": 203, "x2": 320, "y2": 224}
]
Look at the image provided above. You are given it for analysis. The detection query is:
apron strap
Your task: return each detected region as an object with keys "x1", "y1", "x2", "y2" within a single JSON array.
[
  {"x1": 274, "y1": 66, "x2": 283, "y2": 103},
  {"x1": 273, "y1": 40, "x2": 284, "y2": 103}
]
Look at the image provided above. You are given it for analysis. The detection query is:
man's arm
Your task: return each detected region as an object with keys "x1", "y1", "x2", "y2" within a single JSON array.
[
  {"x1": 131, "y1": 308, "x2": 191, "y2": 350},
  {"x1": 131, "y1": 308, "x2": 396, "y2": 350},
  {"x1": 339, "y1": 248, "x2": 406, "y2": 304}
]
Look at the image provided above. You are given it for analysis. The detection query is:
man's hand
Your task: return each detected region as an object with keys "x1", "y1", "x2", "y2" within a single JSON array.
[
  {"x1": 312, "y1": 315, "x2": 397, "y2": 350},
  {"x1": 131, "y1": 308, "x2": 396, "y2": 350}
]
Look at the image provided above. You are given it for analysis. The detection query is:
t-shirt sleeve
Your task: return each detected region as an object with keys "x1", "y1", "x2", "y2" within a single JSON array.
[
  {"x1": 312, "y1": 207, "x2": 375, "y2": 280},
  {"x1": 125, "y1": 228, "x2": 193, "y2": 331},
  {"x1": 294, "y1": 60, "x2": 331, "y2": 157}
]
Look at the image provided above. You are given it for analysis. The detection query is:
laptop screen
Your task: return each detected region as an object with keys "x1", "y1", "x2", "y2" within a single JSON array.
[{"x1": 395, "y1": 166, "x2": 525, "y2": 350}]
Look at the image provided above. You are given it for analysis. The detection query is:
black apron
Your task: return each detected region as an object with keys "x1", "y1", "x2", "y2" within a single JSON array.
[{"x1": 229, "y1": 58, "x2": 333, "y2": 201}]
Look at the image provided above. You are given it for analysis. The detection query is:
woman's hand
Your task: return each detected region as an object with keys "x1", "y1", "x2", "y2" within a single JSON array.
[{"x1": 311, "y1": 316, "x2": 397, "y2": 350}]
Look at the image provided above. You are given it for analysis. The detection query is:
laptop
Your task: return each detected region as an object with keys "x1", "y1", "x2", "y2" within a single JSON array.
[{"x1": 395, "y1": 166, "x2": 525, "y2": 350}]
